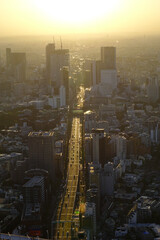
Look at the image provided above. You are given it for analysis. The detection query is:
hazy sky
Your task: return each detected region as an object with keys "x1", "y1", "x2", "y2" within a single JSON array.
[{"x1": 1, "y1": 0, "x2": 160, "y2": 36}]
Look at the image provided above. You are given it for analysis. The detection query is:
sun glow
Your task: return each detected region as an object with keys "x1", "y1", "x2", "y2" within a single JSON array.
[
  {"x1": 31, "y1": 0, "x2": 120, "y2": 26},
  {"x1": 1, "y1": 0, "x2": 160, "y2": 37}
]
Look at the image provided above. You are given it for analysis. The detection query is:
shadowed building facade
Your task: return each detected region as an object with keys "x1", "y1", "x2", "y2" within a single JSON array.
[
  {"x1": 6, "y1": 48, "x2": 26, "y2": 82},
  {"x1": 28, "y1": 131, "x2": 55, "y2": 181}
]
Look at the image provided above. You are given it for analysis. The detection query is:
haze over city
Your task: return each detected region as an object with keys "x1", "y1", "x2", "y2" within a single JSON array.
[
  {"x1": 1, "y1": 0, "x2": 160, "y2": 36},
  {"x1": 1, "y1": 1, "x2": 160, "y2": 240}
]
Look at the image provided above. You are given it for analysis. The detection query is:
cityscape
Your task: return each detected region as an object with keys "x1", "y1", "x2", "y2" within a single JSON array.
[{"x1": 1, "y1": 1, "x2": 160, "y2": 240}]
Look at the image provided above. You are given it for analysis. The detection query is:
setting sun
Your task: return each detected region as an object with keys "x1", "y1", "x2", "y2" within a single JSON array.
[
  {"x1": 30, "y1": 0, "x2": 121, "y2": 25},
  {"x1": 1, "y1": 0, "x2": 160, "y2": 239},
  {"x1": 0, "y1": 0, "x2": 160, "y2": 36}
]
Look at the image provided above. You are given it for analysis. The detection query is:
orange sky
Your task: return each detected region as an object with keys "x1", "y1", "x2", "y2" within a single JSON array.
[{"x1": 0, "y1": 0, "x2": 160, "y2": 36}]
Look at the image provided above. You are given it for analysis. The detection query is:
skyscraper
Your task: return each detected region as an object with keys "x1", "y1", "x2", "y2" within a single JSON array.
[
  {"x1": 115, "y1": 135, "x2": 127, "y2": 159},
  {"x1": 91, "y1": 47, "x2": 117, "y2": 93},
  {"x1": 45, "y1": 43, "x2": 69, "y2": 88},
  {"x1": 101, "y1": 46, "x2": 116, "y2": 69},
  {"x1": 92, "y1": 129, "x2": 106, "y2": 166},
  {"x1": 22, "y1": 173, "x2": 48, "y2": 237},
  {"x1": 6, "y1": 48, "x2": 26, "y2": 82},
  {"x1": 46, "y1": 43, "x2": 55, "y2": 84},
  {"x1": 100, "y1": 47, "x2": 117, "y2": 91},
  {"x1": 28, "y1": 131, "x2": 55, "y2": 181},
  {"x1": 23, "y1": 176, "x2": 46, "y2": 204},
  {"x1": 91, "y1": 60, "x2": 101, "y2": 86},
  {"x1": 61, "y1": 66, "x2": 69, "y2": 105},
  {"x1": 101, "y1": 162, "x2": 114, "y2": 196},
  {"x1": 50, "y1": 49, "x2": 69, "y2": 88},
  {"x1": 147, "y1": 76, "x2": 159, "y2": 103}
]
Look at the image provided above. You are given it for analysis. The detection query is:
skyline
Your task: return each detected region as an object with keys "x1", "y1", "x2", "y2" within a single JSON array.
[
  {"x1": 1, "y1": 7, "x2": 160, "y2": 238},
  {"x1": 1, "y1": 0, "x2": 160, "y2": 37}
]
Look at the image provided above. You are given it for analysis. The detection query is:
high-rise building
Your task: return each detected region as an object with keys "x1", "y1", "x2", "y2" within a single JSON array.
[
  {"x1": 96, "y1": 60, "x2": 101, "y2": 85},
  {"x1": 91, "y1": 47, "x2": 117, "y2": 94},
  {"x1": 85, "y1": 129, "x2": 107, "y2": 166},
  {"x1": 91, "y1": 60, "x2": 101, "y2": 86},
  {"x1": 46, "y1": 43, "x2": 55, "y2": 84},
  {"x1": 84, "y1": 110, "x2": 96, "y2": 133},
  {"x1": 89, "y1": 164, "x2": 101, "y2": 188},
  {"x1": 22, "y1": 174, "x2": 48, "y2": 237},
  {"x1": 23, "y1": 176, "x2": 46, "y2": 204},
  {"x1": 115, "y1": 135, "x2": 127, "y2": 159},
  {"x1": 88, "y1": 163, "x2": 101, "y2": 219},
  {"x1": 48, "y1": 66, "x2": 69, "y2": 108},
  {"x1": 100, "y1": 47, "x2": 117, "y2": 91},
  {"x1": 127, "y1": 135, "x2": 141, "y2": 157},
  {"x1": 146, "y1": 117, "x2": 160, "y2": 144},
  {"x1": 92, "y1": 129, "x2": 106, "y2": 166},
  {"x1": 59, "y1": 85, "x2": 66, "y2": 107},
  {"x1": 85, "y1": 135, "x2": 93, "y2": 164},
  {"x1": 147, "y1": 76, "x2": 159, "y2": 103},
  {"x1": 83, "y1": 70, "x2": 92, "y2": 88},
  {"x1": 50, "y1": 49, "x2": 69, "y2": 88},
  {"x1": 46, "y1": 43, "x2": 69, "y2": 88},
  {"x1": 101, "y1": 47, "x2": 116, "y2": 69},
  {"x1": 28, "y1": 131, "x2": 55, "y2": 181},
  {"x1": 6, "y1": 48, "x2": 26, "y2": 82},
  {"x1": 101, "y1": 162, "x2": 114, "y2": 196},
  {"x1": 80, "y1": 202, "x2": 96, "y2": 239},
  {"x1": 100, "y1": 69, "x2": 117, "y2": 90},
  {"x1": 61, "y1": 66, "x2": 69, "y2": 105}
]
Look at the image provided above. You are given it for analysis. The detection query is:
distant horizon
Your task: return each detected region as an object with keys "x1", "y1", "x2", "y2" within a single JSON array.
[
  {"x1": 1, "y1": 32, "x2": 160, "y2": 40},
  {"x1": 1, "y1": 0, "x2": 160, "y2": 38}
]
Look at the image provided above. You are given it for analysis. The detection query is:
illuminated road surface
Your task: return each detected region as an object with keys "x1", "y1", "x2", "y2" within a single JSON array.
[{"x1": 53, "y1": 117, "x2": 81, "y2": 240}]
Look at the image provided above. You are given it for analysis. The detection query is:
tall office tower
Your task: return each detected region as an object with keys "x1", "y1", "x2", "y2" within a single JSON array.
[
  {"x1": 28, "y1": 131, "x2": 55, "y2": 181},
  {"x1": 91, "y1": 61, "x2": 97, "y2": 86},
  {"x1": 6, "y1": 48, "x2": 26, "y2": 82},
  {"x1": 84, "y1": 110, "x2": 96, "y2": 133},
  {"x1": 59, "y1": 85, "x2": 66, "y2": 107},
  {"x1": 22, "y1": 175, "x2": 47, "y2": 237},
  {"x1": 127, "y1": 135, "x2": 141, "y2": 157},
  {"x1": 92, "y1": 129, "x2": 106, "y2": 166},
  {"x1": 91, "y1": 60, "x2": 101, "y2": 86},
  {"x1": 61, "y1": 66, "x2": 69, "y2": 105},
  {"x1": 115, "y1": 135, "x2": 127, "y2": 159},
  {"x1": 147, "y1": 76, "x2": 159, "y2": 103},
  {"x1": 88, "y1": 163, "x2": 101, "y2": 219},
  {"x1": 83, "y1": 70, "x2": 92, "y2": 88},
  {"x1": 23, "y1": 176, "x2": 46, "y2": 204},
  {"x1": 46, "y1": 43, "x2": 55, "y2": 84},
  {"x1": 50, "y1": 49, "x2": 69, "y2": 88},
  {"x1": 146, "y1": 117, "x2": 160, "y2": 144},
  {"x1": 91, "y1": 47, "x2": 117, "y2": 94},
  {"x1": 101, "y1": 162, "x2": 114, "y2": 196},
  {"x1": 85, "y1": 134, "x2": 93, "y2": 163},
  {"x1": 80, "y1": 202, "x2": 96, "y2": 239},
  {"x1": 100, "y1": 47, "x2": 117, "y2": 91},
  {"x1": 46, "y1": 43, "x2": 69, "y2": 88},
  {"x1": 96, "y1": 60, "x2": 102, "y2": 85},
  {"x1": 101, "y1": 47, "x2": 116, "y2": 69}
]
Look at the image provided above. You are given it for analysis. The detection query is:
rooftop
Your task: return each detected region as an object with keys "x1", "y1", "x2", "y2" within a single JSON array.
[
  {"x1": 28, "y1": 131, "x2": 54, "y2": 137},
  {"x1": 23, "y1": 176, "x2": 44, "y2": 188},
  {"x1": 0, "y1": 233, "x2": 46, "y2": 240}
]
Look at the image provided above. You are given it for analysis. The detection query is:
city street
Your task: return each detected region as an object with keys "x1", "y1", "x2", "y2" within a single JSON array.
[{"x1": 53, "y1": 117, "x2": 81, "y2": 239}]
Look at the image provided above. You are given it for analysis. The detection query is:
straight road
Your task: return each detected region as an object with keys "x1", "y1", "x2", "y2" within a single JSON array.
[{"x1": 53, "y1": 117, "x2": 81, "y2": 240}]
